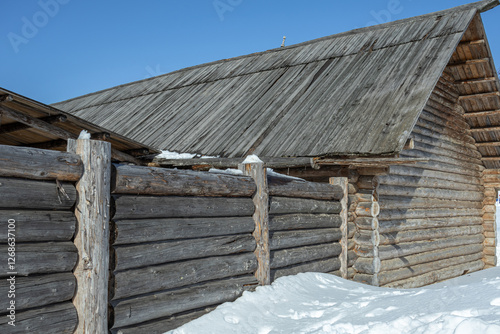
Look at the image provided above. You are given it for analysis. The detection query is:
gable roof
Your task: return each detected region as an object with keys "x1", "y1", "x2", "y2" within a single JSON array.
[{"x1": 53, "y1": 0, "x2": 499, "y2": 159}]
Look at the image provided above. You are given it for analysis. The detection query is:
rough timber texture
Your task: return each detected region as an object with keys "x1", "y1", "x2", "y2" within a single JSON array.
[
  {"x1": 53, "y1": 3, "x2": 485, "y2": 158},
  {"x1": 481, "y1": 170, "x2": 499, "y2": 267}
]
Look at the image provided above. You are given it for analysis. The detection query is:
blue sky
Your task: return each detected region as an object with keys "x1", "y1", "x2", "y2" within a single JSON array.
[{"x1": 1, "y1": 0, "x2": 499, "y2": 104}]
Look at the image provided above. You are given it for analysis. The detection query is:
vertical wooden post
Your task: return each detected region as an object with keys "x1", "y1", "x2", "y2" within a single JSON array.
[
  {"x1": 239, "y1": 160, "x2": 270, "y2": 285},
  {"x1": 330, "y1": 177, "x2": 349, "y2": 279},
  {"x1": 68, "y1": 139, "x2": 111, "y2": 333}
]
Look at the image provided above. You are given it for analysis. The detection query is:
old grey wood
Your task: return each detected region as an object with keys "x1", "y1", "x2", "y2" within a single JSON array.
[
  {"x1": 271, "y1": 258, "x2": 341, "y2": 281},
  {"x1": 269, "y1": 214, "x2": 342, "y2": 231},
  {"x1": 267, "y1": 173, "x2": 343, "y2": 200},
  {"x1": 270, "y1": 228, "x2": 342, "y2": 250},
  {"x1": 271, "y1": 243, "x2": 342, "y2": 269},
  {"x1": 269, "y1": 197, "x2": 341, "y2": 215}
]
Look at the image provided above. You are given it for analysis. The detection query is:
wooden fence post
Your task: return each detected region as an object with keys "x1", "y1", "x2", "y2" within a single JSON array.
[
  {"x1": 68, "y1": 139, "x2": 111, "y2": 333},
  {"x1": 239, "y1": 159, "x2": 270, "y2": 285},
  {"x1": 330, "y1": 177, "x2": 348, "y2": 279}
]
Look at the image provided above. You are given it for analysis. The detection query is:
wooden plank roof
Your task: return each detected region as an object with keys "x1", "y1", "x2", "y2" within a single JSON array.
[
  {"x1": 53, "y1": 0, "x2": 499, "y2": 159},
  {"x1": 0, "y1": 88, "x2": 159, "y2": 163}
]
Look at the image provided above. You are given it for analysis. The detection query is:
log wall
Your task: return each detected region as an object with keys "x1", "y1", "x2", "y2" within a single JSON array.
[
  {"x1": 481, "y1": 169, "x2": 499, "y2": 268},
  {"x1": 352, "y1": 73, "x2": 487, "y2": 288},
  {"x1": 0, "y1": 145, "x2": 80, "y2": 334},
  {"x1": 109, "y1": 164, "x2": 346, "y2": 333}
]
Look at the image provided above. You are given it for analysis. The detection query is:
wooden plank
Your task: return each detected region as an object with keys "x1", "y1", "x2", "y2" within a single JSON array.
[
  {"x1": 67, "y1": 138, "x2": 111, "y2": 334},
  {"x1": 0, "y1": 302, "x2": 77, "y2": 334},
  {"x1": 0, "y1": 177, "x2": 76, "y2": 210},
  {"x1": 315, "y1": 158, "x2": 429, "y2": 167},
  {"x1": 269, "y1": 196, "x2": 341, "y2": 215},
  {"x1": 268, "y1": 173, "x2": 343, "y2": 200},
  {"x1": 0, "y1": 145, "x2": 82, "y2": 181},
  {"x1": 112, "y1": 164, "x2": 256, "y2": 197},
  {"x1": 112, "y1": 276, "x2": 257, "y2": 329},
  {"x1": 463, "y1": 109, "x2": 500, "y2": 118},
  {"x1": 271, "y1": 243, "x2": 341, "y2": 269},
  {"x1": 269, "y1": 214, "x2": 342, "y2": 231},
  {"x1": 113, "y1": 253, "x2": 258, "y2": 300},
  {"x1": 447, "y1": 58, "x2": 490, "y2": 67},
  {"x1": 271, "y1": 258, "x2": 341, "y2": 281},
  {"x1": 269, "y1": 228, "x2": 342, "y2": 250},
  {"x1": 155, "y1": 157, "x2": 315, "y2": 169},
  {"x1": 475, "y1": 141, "x2": 500, "y2": 147},
  {"x1": 0, "y1": 211, "x2": 76, "y2": 242},
  {"x1": 0, "y1": 242, "x2": 77, "y2": 277},
  {"x1": 113, "y1": 195, "x2": 255, "y2": 219},
  {"x1": 459, "y1": 91, "x2": 500, "y2": 100},
  {"x1": 113, "y1": 235, "x2": 256, "y2": 271},
  {"x1": 0, "y1": 114, "x2": 67, "y2": 134},
  {"x1": 113, "y1": 217, "x2": 255, "y2": 245},
  {"x1": 239, "y1": 160, "x2": 270, "y2": 285},
  {"x1": 0, "y1": 273, "x2": 76, "y2": 313},
  {"x1": 456, "y1": 77, "x2": 496, "y2": 85}
]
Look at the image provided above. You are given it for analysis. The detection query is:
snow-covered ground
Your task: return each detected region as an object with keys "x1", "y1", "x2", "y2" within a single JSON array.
[{"x1": 168, "y1": 267, "x2": 500, "y2": 334}]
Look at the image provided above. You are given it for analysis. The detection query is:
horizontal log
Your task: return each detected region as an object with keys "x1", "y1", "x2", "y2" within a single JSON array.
[
  {"x1": 418, "y1": 111, "x2": 470, "y2": 137},
  {"x1": 271, "y1": 258, "x2": 341, "y2": 281},
  {"x1": 400, "y1": 150, "x2": 484, "y2": 173},
  {"x1": 376, "y1": 185, "x2": 483, "y2": 202},
  {"x1": 113, "y1": 217, "x2": 255, "y2": 245},
  {"x1": 112, "y1": 164, "x2": 256, "y2": 197},
  {"x1": 0, "y1": 242, "x2": 77, "y2": 277},
  {"x1": 400, "y1": 160, "x2": 480, "y2": 179},
  {"x1": 113, "y1": 235, "x2": 256, "y2": 271},
  {"x1": 484, "y1": 255, "x2": 497, "y2": 266},
  {"x1": 411, "y1": 141, "x2": 483, "y2": 166},
  {"x1": 0, "y1": 273, "x2": 75, "y2": 313},
  {"x1": 411, "y1": 132, "x2": 482, "y2": 160},
  {"x1": 355, "y1": 217, "x2": 379, "y2": 230},
  {"x1": 269, "y1": 197, "x2": 341, "y2": 215},
  {"x1": 355, "y1": 234, "x2": 484, "y2": 260},
  {"x1": 412, "y1": 124, "x2": 478, "y2": 154},
  {"x1": 378, "y1": 196, "x2": 483, "y2": 210},
  {"x1": 416, "y1": 118, "x2": 475, "y2": 145},
  {"x1": 270, "y1": 228, "x2": 341, "y2": 250},
  {"x1": 377, "y1": 252, "x2": 483, "y2": 286},
  {"x1": 378, "y1": 208, "x2": 483, "y2": 221},
  {"x1": 0, "y1": 302, "x2": 77, "y2": 334},
  {"x1": 377, "y1": 174, "x2": 482, "y2": 192},
  {"x1": 111, "y1": 308, "x2": 214, "y2": 334},
  {"x1": 113, "y1": 253, "x2": 257, "y2": 300},
  {"x1": 270, "y1": 243, "x2": 342, "y2": 269},
  {"x1": 378, "y1": 216, "x2": 483, "y2": 233},
  {"x1": 112, "y1": 276, "x2": 257, "y2": 328},
  {"x1": 356, "y1": 167, "x2": 389, "y2": 176},
  {"x1": 0, "y1": 210, "x2": 76, "y2": 242},
  {"x1": 0, "y1": 145, "x2": 82, "y2": 181},
  {"x1": 113, "y1": 195, "x2": 255, "y2": 219},
  {"x1": 267, "y1": 173, "x2": 343, "y2": 200},
  {"x1": 269, "y1": 214, "x2": 341, "y2": 231},
  {"x1": 0, "y1": 177, "x2": 76, "y2": 210},
  {"x1": 353, "y1": 230, "x2": 379, "y2": 247},
  {"x1": 382, "y1": 260, "x2": 484, "y2": 288},
  {"x1": 355, "y1": 201, "x2": 380, "y2": 217}
]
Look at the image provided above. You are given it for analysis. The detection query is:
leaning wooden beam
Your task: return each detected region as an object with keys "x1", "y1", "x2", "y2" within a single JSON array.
[
  {"x1": 458, "y1": 92, "x2": 500, "y2": 100},
  {"x1": 67, "y1": 138, "x2": 111, "y2": 334},
  {"x1": 0, "y1": 114, "x2": 67, "y2": 134},
  {"x1": 0, "y1": 144, "x2": 82, "y2": 181},
  {"x1": 239, "y1": 159, "x2": 270, "y2": 285},
  {"x1": 464, "y1": 109, "x2": 500, "y2": 118}
]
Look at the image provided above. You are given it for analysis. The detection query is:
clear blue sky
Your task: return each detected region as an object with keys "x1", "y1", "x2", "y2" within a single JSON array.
[{"x1": 1, "y1": 0, "x2": 499, "y2": 104}]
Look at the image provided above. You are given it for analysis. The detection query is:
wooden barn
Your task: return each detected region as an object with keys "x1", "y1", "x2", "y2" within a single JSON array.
[{"x1": 48, "y1": 0, "x2": 499, "y2": 289}]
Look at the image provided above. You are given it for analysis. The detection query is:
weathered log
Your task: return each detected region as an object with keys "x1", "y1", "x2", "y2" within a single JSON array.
[
  {"x1": 0, "y1": 210, "x2": 76, "y2": 242},
  {"x1": 353, "y1": 230, "x2": 380, "y2": 247},
  {"x1": 355, "y1": 234, "x2": 484, "y2": 260},
  {"x1": 355, "y1": 217, "x2": 379, "y2": 230},
  {"x1": 352, "y1": 273, "x2": 379, "y2": 286},
  {"x1": 400, "y1": 150, "x2": 484, "y2": 173},
  {"x1": 355, "y1": 201, "x2": 380, "y2": 218},
  {"x1": 485, "y1": 231, "x2": 496, "y2": 238},
  {"x1": 484, "y1": 237, "x2": 496, "y2": 247},
  {"x1": 382, "y1": 260, "x2": 484, "y2": 288},
  {"x1": 347, "y1": 221, "x2": 355, "y2": 238},
  {"x1": 113, "y1": 253, "x2": 257, "y2": 300},
  {"x1": 267, "y1": 173, "x2": 343, "y2": 200},
  {"x1": 411, "y1": 125, "x2": 478, "y2": 154},
  {"x1": 0, "y1": 242, "x2": 77, "y2": 277},
  {"x1": 416, "y1": 118, "x2": 475, "y2": 145},
  {"x1": 113, "y1": 217, "x2": 255, "y2": 245},
  {"x1": 113, "y1": 235, "x2": 256, "y2": 271},
  {"x1": 112, "y1": 164, "x2": 256, "y2": 197},
  {"x1": 377, "y1": 208, "x2": 483, "y2": 221},
  {"x1": 271, "y1": 258, "x2": 341, "y2": 281},
  {"x1": 378, "y1": 216, "x2": 483, "y2": 233},
  {"x1": 377, "y1": 174, "x2": 483, "y2": 192},
  {"x1": 269, "y1": 197, "x2": 341, "y2": 215},
  {"x1": 269, "y1": 214, "x2": 342, "y2": 231},
  {"x1": 113, "y1": 195, "x2": 255, "y2": 219},
  {"x1": 0, "y1": 273, "x2": 75, "y2": 313},
  {"x1": 376, "y1": 184, "x2": 483, "y2": 202},
  {"x1": 0, "y1": 177, "x2": 76, "y2": 209},
  {"x1": 484, "y1": 255, "x2": 497, "y2": 266},
  {"x1": 410, "y1": 132, "x2": 482, "y2": 160},
  {"x1": 270, "y1": 243, "x2": 342, "y2": 269},
  {"x1": 112, "y1": 276, "x2": 258, "y2": 328},
  {"x1": 378, "y1": 196, "x2": 483, "y2": 210},
  {"x1": 269, "y1": 228, "x2": 342, "y2": 250},
  {"x1": 400, "y1": 159, "x2": 480, "y2": 179},
  {"x1": 0, "y1": 302, "x2": 77, "y2": 334},
  {"x1": 111, "y1": 308, "x2": 215, "y2": 334},
  {"x1": 357, "y1": 167, "x2": 389, "y2": 176},
  {"x1": 355, "y1": 244, "x2": 483, "y2": 275},
  {"x1": 484, "y1": 247, "x2": 496, "y2": 256},
  {"x1": 348, "y1": 183, "x2": 359, "y2": 194},
  {"x1": 357, "y1": 176, "x2": 377, "y2": 190},
  {"x1": 331, "y1": 176, "x2": 348, "y2": 279},
  {"x1": 0, "y1": 145, "x2": 82, "y2": 181}
]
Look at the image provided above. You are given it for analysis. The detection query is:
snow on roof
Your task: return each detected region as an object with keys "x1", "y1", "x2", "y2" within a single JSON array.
[{"x1": 167, "y1": 267, "x2": 500, "y2": 334}]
